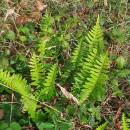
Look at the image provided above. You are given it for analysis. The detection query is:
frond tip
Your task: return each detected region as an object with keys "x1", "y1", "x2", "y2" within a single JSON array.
[{"x1": 85, "y1": 15, "x2": 103, "y2": 52}]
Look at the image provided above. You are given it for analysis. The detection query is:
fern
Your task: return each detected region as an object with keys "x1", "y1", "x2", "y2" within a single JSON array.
[
  {"x1": 59, "y1": 38, "x2": 84, "y2": 87},
  {"x1": 85, "y1": 15, "x2": 103, "y2": 53},
  {"x1": 38, "y1": 64, "x2": 57, "y2": 100},
  {"x1": 80, "y1": 52, "x2": 109, "y2": 103},
  {"x1": 74, "y1": 48, "x2": 98, "y2": 90},
  {"x1": 0, "y1": 69, "x2": 37, "y2": 119},
  {"x1": 122, "y1": 113, "x2": 130, "y2": 130},
  {"x1": 0, "y1": 16, "x2": 110, "y2": 129},
  {"x1": 29, "y1": 37, "x2": 47, "y2": 88},
  {"x1": 96, "y1": 122, "x2": 107, "y2": 130},
  {"x1": 71, "y1": 40, "x2": 83, "y2": 65},
  {"x1": 0, "y1": 69, "x2": 27, "y2": 94},
  {"x1": 58, "y1": 40, "x2": 83, "y2": 86},
  {"x1": 59, "y1": 40, "x2": 83, "y2": 86},
  {"x1": 72, "y1": 16, "x2": 109, "y2": 104},
  {"x1": 29, "y1": 53, "x2": 44, "y2": 87},
  {"x1": 21, "y1": 96, "x2": 37, "y2": 119},
  {"x1": 38, "y1": 38, "x2": 46, "y2": 57}
]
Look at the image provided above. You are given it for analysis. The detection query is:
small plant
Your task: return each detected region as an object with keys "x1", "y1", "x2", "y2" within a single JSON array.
[
  {"x1": 0, "y1": 15, "x2": 109, "y2": 129},
  {"x1": 0, "y1": 0, "x2": 130, "y2": 129},
  {"x1": 71, "y1": 16, "x2": 109, "y2": 104}
]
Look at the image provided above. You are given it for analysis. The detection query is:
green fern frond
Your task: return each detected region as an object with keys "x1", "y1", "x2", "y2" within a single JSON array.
[
  {"x1": 44, "y1": 64, "x2": 57, "y2": 88},
  {"x1": 79, "y1": 52, "x2": 109, "y2": 104},
  {"x1": 83, "y1": 48, "x2": 98, "y2": 73},
  {"x1": 61, "y1": 40, "x2": 84, "y2": 87},
  {"x1": 71, "y1": 40, "x2": 83, "y2": 65},
  {"x1": 29, "y1": 53, "x2": 44, "y2": 87},
  {"x1": 0, "y1": 69, "x2": 27, "y2": 94},
  {"x1": 72, "y1": 17, "x2": 109, "y2": 103},
  {"x1": 0, "y1": 69, "x2": 37, "y2": 119},
  {"x1": 96, "y1": 122, "x2": 107, "y2": 130},
  {"x1": 122, "y1": 113, "x2": 130, "y2": 130},
  {"x1": 75, "y1": 48, "x2": 98, "y2": 85},
  {"x1": 38, "y1": 64, "x2": 57, "y2": 100},
  {"x1": 38, "y1": 42, "x2": 46, "y2": 57},
  {"x1": 85, "y1": 17, "x2": 103, "y2": 52},
  {"x1": 21, "y1": 96, "x2": 37, "y2": 119}
]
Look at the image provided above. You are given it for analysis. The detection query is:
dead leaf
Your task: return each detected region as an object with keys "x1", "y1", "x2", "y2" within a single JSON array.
[
  {"x1": 56, "y1": 83, "x2": 79, "y2": 105},
  {"x1": 35, "y1": 0, "x2": 47, "y2": 11},
  {"x1": 4, "y1": 8, "x2": 19, "y2": 21}
]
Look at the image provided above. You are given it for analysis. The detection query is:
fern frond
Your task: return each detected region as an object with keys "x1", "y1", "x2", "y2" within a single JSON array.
[
  {"x1": 44, "y1": 64, "x2": 57, "y2": 88},
  {"x1": 38, "y1": 42, "x2": 46, "y2": 57},
  {"x1": 59, "y1": 40, "x2": 84, "y2": 86},
  {"x1": 96, "y1": 122, "x2": 107, "y2": 130},
  {"x1": 21, "y1": 96, "x2": 37, "y2": 119},
  {"x1": 38, "y1": 64, "x2": 57, "y2": 100},
  {"x1": 0, "y1": 69, "x2": 37, "y2": 119},
  {"x1": 74, "y1": 48, "x2": 98, "y2": 86},
  {"x1": 0, "y1": 69, "x2": 27, "y2": 94},
  {"x1": 72, "y1": 17, "x2": 109, "y2": 102},
  {"x1": 122, "y1": 113, "x2": 130, "y2": 130},
  {"x1": 29, "y1": 53, "x2": 44, "y2": 87},
  {"x1": 85, "y1": 16, "x2": 103, "y2": 53},
  {"x1": 79, "y1": 52, "x2": 109, "y2": 104},
  {"x1": 71, "y1": 40, "x2": 83, "y2": 65}
]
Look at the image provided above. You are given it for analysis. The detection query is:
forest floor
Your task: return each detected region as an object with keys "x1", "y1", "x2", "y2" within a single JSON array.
[{"x1": 0, "y1": 0, "x2": 130, "y2": 130}]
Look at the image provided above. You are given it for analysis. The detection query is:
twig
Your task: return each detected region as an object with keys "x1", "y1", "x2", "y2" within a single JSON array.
[
  {"x1": 39, "y1": 102, "x2": 63, "y2": 116},
  {"x1": 0, "y1": 83, "x2": 63, "y2": 116},
  {"x1": 55, "y1": 83, "x2": 79, "y2": 105},
  {"x1": 10, "y1": 92, "x2": 14, "y2": 122},
  {"x1": 0, "y1": 102, "x2": 19, "y2": 104}
]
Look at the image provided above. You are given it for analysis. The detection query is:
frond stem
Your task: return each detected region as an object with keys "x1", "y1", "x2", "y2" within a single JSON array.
[{"x1": 0, "y1": 83, "x2": 63, "y2": 116}]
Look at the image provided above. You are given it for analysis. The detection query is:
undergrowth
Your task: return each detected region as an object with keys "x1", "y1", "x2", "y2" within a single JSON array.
[
  {"x1": 0, "y1": 0, "x2": 130, "y2": 130},
  {"x1": 0, "y1": 15, "x2": 109, "y2": 129}
]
